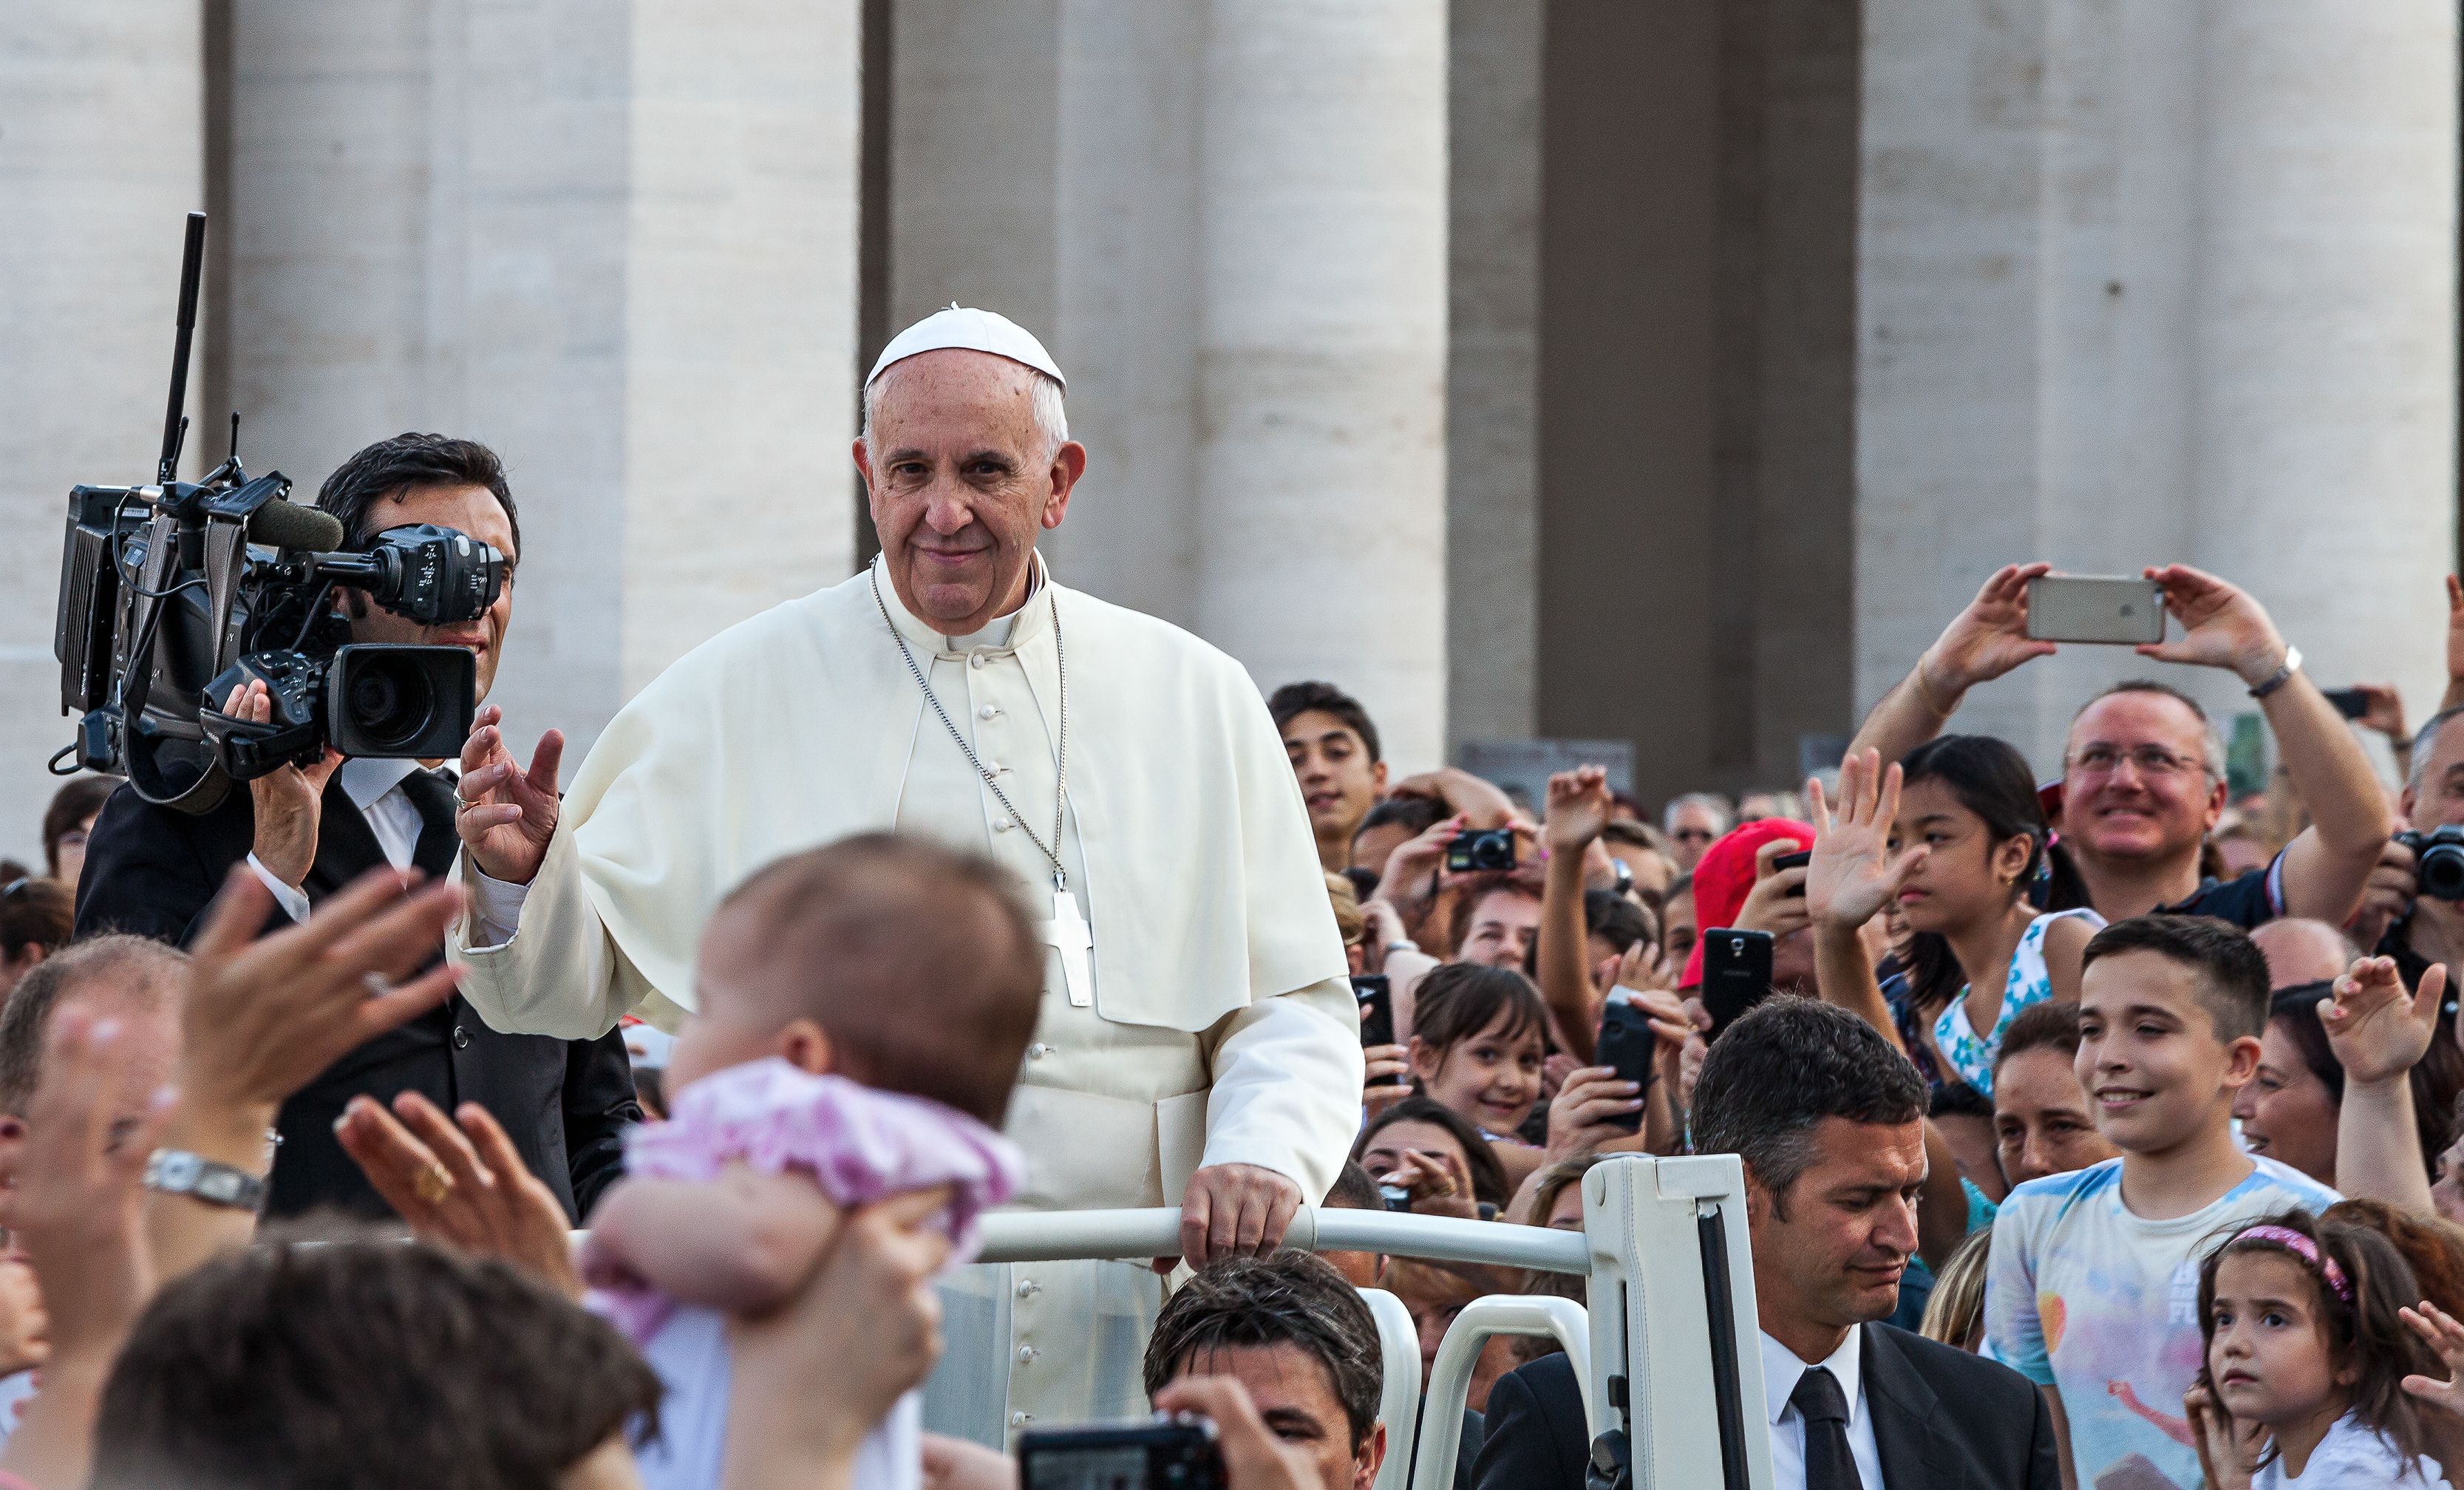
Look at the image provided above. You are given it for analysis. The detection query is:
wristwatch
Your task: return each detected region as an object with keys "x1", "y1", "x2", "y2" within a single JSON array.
[
  {"x1": 143, "y1": 1148, "x2": 268, "y2": 1214},
  {"x1": 2248, "y1": 644, "x2": 2302, "y2": 700}
]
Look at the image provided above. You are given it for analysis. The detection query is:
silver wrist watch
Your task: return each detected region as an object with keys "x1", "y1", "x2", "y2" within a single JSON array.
[{"x1": 143, "y1": 1148, "x2": 269, "y2": 1213}]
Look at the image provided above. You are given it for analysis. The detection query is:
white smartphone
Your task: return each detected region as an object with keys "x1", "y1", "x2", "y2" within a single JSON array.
[{"x1": 2024, "y1": 574, "x2": 2165, "y2": 644}]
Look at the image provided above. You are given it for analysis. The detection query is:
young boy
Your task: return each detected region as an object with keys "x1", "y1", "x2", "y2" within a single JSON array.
[{"x1": 1983, "y1": 915, "x2": 2338, "y2": 1490}]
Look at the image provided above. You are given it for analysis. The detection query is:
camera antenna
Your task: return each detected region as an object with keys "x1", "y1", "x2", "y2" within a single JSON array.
[
  {"x1": 157, "y1": 211, "x2": 206, "y2": 487},
  {"x1": 228, "y1": 412, "x2": 240, "y2": 464}
]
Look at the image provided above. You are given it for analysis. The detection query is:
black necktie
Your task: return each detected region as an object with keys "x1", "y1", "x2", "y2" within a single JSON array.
[{"x1": 1791, "y1": 1364, "x2": 1863, "y2": 1490}]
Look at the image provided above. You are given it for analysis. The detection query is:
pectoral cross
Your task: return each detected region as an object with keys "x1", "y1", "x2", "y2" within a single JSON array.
[{"x1": 1041, "y1": 883, "x2": 1094, "y2": 1007}]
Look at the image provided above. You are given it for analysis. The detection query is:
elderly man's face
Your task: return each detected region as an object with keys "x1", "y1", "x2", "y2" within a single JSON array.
[{"x1": 854, "y1": 350, "x2": 1087, "y2": 636}]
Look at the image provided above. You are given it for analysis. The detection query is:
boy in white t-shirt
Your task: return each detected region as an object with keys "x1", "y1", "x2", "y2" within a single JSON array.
[{"x1": 1984, "y1": 915, "x2": 2339, "y2": 1490}]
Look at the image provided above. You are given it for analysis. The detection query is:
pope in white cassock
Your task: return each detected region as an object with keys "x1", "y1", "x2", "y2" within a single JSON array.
[{"x1": 444, "y1": 306, "x2": 1366, "y2": 1436}]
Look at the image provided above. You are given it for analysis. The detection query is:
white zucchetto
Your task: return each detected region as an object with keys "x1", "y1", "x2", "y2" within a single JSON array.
[{"x1": 866, "y1": 304, "x2": 1066, "y2": 390}]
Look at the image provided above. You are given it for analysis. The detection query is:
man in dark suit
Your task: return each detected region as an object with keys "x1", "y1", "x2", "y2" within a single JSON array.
[
  {"x1": 77, "y1": 433, "x2": 636, "y2": 1222},
  {"x1": 1474, "y1": 997, "x2": 2058, "y2": 1490}
]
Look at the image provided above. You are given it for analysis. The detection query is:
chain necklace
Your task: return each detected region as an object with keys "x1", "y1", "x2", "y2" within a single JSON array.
[{"x1": 870, "y1": 562, "x2": 1071, "y2": 892}]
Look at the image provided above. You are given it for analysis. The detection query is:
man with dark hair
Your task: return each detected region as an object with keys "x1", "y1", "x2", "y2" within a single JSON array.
[
  {"x1": 1850, "y1": 562, "x2": 2391, "y2": 929},
  {"x1": 74, "y1": 432, "x2": 638, "y2": 1221},
  {"x1": 1352, "y1": 795, "x2": 1449, "y2": 885},
  {"x1": 89, "y1": 1235, "x2": 660, "y2": 1490},
  {"x1": 1272, "y1": 681, "x2": 1389, "y2": 873},
  {"x1": 1143, "y1": 1252, "x2": 1386, "y2": 1490},
  {"x1": 1315, "y1": 1161, "x2": 1387, "y2": 1288},
  {"x1": 39, "y1": 777, "x2": 114, "y2": 891},
  {"x1": 1483, "y1": 997, "x2": 2057, "y2": 1490}
]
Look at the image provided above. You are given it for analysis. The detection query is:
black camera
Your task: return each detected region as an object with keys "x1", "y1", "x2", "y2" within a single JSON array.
[
  {"x1": 1017, "y1": 1415, "x2": 1226, "y2": 1490},
  {"x1": 2400, "y1": 826, "x2": 2464, "y2": 903},
  {"x1": 1446, "y1": 828, "x2": 1517, "y2": 873},
  {"x1": 50, "y1": 214, "x2": 503, "y2": 814}
]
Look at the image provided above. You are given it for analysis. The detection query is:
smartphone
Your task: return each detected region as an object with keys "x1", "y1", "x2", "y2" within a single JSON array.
[
  {"x1": 2321, "y1": 687, "x2": 2371, "y2": 721},
  {"x1": 1771, "y1": 848, "x2": 1811, "y2": 897},
  {"x1": 2024, "y1": 574, "x2": 2165, "y2": 644},
  {"x1": 1018, "y1": 1418, "x2": 1226, "y2": 1490},
  {"x1": 1592, "y1": 993, "x2": 1657, "y2": 1133},
  {"x1": 1352, "y1": 975, "x2": 1404, "y2": 1086},
  {"x1": 1700, "y1": 928, "x2": 1774, "y2": 1041}
]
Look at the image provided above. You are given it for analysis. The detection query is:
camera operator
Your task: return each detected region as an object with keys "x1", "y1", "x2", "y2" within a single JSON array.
[
  {"x1": 2352, "y1": 707, "x2": 2464, "y2": 1021},
  {"x1": 75, "y1": 433, "x2": 639, "y2": 1222}
]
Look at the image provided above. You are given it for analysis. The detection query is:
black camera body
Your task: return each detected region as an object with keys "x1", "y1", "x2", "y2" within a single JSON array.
[
  {"x1": 1446, "y1": 828, "x2": 1517, "y2": 873},
  {"x1": 50, "y1": 213, "x2": 503, "y2": 814},
  {"x1": 1016, "y1": 1415, "x2": 1226, "y2": 1490},
  {"x1": 2400, "y1": 826, "x2": 2464, "y2": 903}
]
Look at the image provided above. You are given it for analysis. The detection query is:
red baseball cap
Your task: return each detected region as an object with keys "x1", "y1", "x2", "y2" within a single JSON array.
[{"x1": 1681, "y1": 817, "x2": 1815, "y2": 988}]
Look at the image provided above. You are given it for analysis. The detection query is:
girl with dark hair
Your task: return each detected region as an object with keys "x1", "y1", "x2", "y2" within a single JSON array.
[
  {"x1": 1403, "y1": 962, "x2": 1548, "y2": 1145},
  {"x1": 2183, "y1": 1209, "x2": 2448, "y2": 1486},
  {"x1": 1881, "y1": 735, "x2": 2101, "y2": 1091}
]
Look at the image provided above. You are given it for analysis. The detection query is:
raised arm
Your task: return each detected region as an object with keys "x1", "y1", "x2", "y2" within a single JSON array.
[
  {"x1": 1847, "y1": 563, "x2": 2058, "y2": 765},
  {"x1": 2321, "y1": 956, "x2": 2442, "y2": 1214},
  {"x1": 2139, "y1": 565, "x2": 2392, "y2": 924},
  {"x1": 582, "y1": 1169, "x2": 843, "y2": 1312},
  {"x1": 1538, "y1": 767, "x2": 1614, "y2": 1061},
  {"x1": 1803, "y1": 752, "x2": 1930, "y2": 1057},
  {"x1": 2443, "y1": 576, "x2": 2464, "y2": 715}
]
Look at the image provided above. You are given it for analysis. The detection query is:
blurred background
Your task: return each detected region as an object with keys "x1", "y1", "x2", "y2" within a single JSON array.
[{"x1": 3, "y1": 1, "x2": 2456, "y2": 860}]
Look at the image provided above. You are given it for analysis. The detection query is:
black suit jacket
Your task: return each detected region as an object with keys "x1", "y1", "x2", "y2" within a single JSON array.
[
  {"x1": 75, "y1": 771, "x2": 637, "y2": 1221},
  {"x1": 1471, "y1": 1324, "x2": 2060, "y2": 1490}
]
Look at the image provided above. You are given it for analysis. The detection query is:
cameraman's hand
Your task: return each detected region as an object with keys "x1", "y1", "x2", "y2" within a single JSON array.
[
  {"x1": 2139, "y1": 564, "x2": 2287, "y2": 687},
  {"x1": 455, "y1": 704, "x2": 564, "y2": 885},
  {"x1": 2353, "y1": 838, "x2": 2419, "y2": 953},
  {"x1": 226, "y1": 680, "x2": 341, "y2": 890},
  {"x1": 1149, "y1": 1377, "x2": 1321, "y2": 1490}
]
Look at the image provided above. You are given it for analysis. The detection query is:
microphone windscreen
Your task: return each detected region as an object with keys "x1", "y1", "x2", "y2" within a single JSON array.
[{"x1": 248, "y1": 501, "x2": 345, "y2": 551}]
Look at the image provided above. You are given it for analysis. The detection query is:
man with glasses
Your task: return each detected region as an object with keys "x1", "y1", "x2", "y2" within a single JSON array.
[
  {"x1": 1848, "y1": 562, "x2": 2389, "y2": 929},
  {"x1": 1662, "y1": 792, "x2": 1733, "y2": 871}
]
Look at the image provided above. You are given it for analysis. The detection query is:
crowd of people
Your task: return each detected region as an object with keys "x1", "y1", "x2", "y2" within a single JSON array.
[{"x1": 12, "y1": 299, "x2": 2464, "y2": 1490}]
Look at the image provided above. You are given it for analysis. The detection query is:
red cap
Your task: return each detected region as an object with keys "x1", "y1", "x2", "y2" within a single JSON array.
[{"x1": 1681, "y1": 817, "x2": 1815, "y2": 988}]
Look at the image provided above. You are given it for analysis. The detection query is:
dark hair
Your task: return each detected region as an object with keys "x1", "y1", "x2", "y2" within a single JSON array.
[
  {"x1": 1583, "y1": 888, "x2": 1651, "y2": 955},
  {"x1": 0, "y1": 877, "x2": 72, "y2": 967},
  {"x1": 0, "y1": 934, "x2": 187, "y2": 1115},
  {"x1": 1351, "y1": 1095, "x2": 1511, "y2": 1206},
  {"x1": 1267, "y1": 681, "x2": 1382, "y2": 764},
  {"x1": 92, "y1": 1231, "x2": 661, "y2": 1490},
  {"x1": 1690, "y1": 996, "x2": 1927, "y2": 1216},
  {"x1": 1355, "y1": 794, "x2": 1449, "y2": 845},
  {"x1": 1928, "y1": 1081, "x2": 1992, "y2": 1122},
  {"x1": 2194, "y1": 1208, "x2": 2436, "y2": 1469},
  {"x1": 711, "y1": 834, "x2": 1041, "y2": 1128},
  {"x1": 1409, "y1": 962, "x2": 1546, "y2": 1059},
  {"x1": 1321, "y1": 1160, "x2": 1383, "y2": 1211},
  {"x1": 1142, "y1": 1252, "x2": 1384, "y2": 1449},
  {"x1": 41, "y1": 776, "x2": 115, "y2": 880},
  {"x1": 1994, "y1": 999, "x2": 2085, "y2": 1075},
  {"x1": 2267, "y1": 984, "x2": 2462, "y2": 1183},
  {"x1": 2324, "y1": 1199, "x2": 2464, "y2": 1322},
  {"x1": 2080, "y1": 915, "x2": 2270, "y2": 1042},
  {"x1": 315, "y1": 433, "x2": 521, "y2": 559},
  {"x1": 1894, "y1": 735, "x2": 2049, "y2": 1015}
]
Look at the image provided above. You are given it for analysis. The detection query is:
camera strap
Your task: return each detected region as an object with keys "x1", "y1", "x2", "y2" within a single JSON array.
[{"x1": 202, "y1": 514, "x2": 249, "y2": 677}]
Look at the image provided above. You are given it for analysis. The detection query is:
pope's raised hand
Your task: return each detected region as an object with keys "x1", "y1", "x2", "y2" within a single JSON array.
[{"x1": 455, "y1": 703, "x2": 564, "y2": 885}]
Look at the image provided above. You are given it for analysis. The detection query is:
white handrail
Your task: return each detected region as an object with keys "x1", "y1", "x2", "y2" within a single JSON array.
[
  {"x1": 971, "y1": 1205, "x2": 1590, "y2": 1273},
  {"x1": 1357, "y1": 1289, "x2": 1421, "y2": 1490},
  {"x1": 1412, "y1": 1296, "x2": 1593, "y2": 1490}
]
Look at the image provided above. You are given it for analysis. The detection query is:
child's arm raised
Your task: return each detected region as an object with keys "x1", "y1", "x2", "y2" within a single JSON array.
[
  {"x1": 585, "y1": 1167, "x2": 845, "y2": 1311},
  {"x1": 2323, "y1": 958, "x2": 2444, "y2": 1214}
]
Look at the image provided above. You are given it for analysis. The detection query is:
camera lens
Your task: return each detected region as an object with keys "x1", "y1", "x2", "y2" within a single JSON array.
[
  {"x1": 341, "y1": 651, "x2": 438, "y2": 752},
  {"x1": 2423, "y1": 841, "x2": 2464, "y2": 902}
]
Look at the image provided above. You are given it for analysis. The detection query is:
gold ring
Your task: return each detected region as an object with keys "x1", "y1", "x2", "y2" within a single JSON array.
[{"x1": 414, "y1": 1163, "x2": 454, "y2": 1208}]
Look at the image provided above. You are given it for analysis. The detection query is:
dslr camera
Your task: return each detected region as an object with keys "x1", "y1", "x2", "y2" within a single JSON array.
[
  {"x1": 2398, "y1": 826, "x2": 2464, "y2": 904},
  {"x1": 50, "y1": 214, "x2": 503, "y2": 816}
]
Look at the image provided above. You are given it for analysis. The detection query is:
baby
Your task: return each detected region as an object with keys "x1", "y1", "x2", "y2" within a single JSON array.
[{"x1": 579, "y1": 833, "x2": 1045, "y2": 1490}]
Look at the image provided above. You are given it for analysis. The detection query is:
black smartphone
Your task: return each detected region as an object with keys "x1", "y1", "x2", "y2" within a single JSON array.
[
  {"x1": 1701, "y1": 928, "x2": 1774, "y2": 1041},
  {"x1": 1352, "y1": 975, "x2": 1405, "y2": 1086},
  {"x1": 1771, "y1": 848, "x2": 1811, "y2": 897},
  {"x1": 1591, "y1": 993, "x2": 1657, "y2": 1133},
  {"x1": 1018, "y1": 1418, "x2": 1226, "y2": 1490},
  {"x1": 2321, "y1": 687, "x2": 2371, "y2": 721}
]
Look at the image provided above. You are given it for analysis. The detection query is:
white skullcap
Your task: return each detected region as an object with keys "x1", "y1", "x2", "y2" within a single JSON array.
[
  {"x1": 619, "y1": 1018, "x2": 673, "y2": 1073},
  {"x1": 866, "y1": 303, "x2": 1066, "y2": 391}
]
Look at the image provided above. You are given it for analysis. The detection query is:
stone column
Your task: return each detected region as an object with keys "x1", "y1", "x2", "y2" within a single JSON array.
[
  {"x1": 1856, "y1": 0, "x2": 2454, "y2": 775},
  {"x1": 0, "y1": 4, "x2": 203, "y2": 857},
  {"x1": 1193, "y1": 0, "x2": 1450, "y2": 771},
  {"x1": 224, "y1": 0, "x2": 860, "y2": 761}
]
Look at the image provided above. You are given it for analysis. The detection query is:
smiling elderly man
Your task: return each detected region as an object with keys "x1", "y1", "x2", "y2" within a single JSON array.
[{"x1": 446, "y1": 305, "x2": 1363, "y2": 1433}]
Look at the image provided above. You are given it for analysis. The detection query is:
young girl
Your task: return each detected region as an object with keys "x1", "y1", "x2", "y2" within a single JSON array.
[
  {"x1": 2184, "y1": 1210, "x2": 2448, "y2": 1487},
  {"x1": 1884, "y1": 734, "x2": 2100, "y2": 1092},
  {"x1": 1404, "y1": 962, "x2": 1549, "y2": 1183}
]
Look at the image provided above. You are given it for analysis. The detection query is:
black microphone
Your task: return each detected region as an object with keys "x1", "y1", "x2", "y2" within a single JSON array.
[{"x1": 245, "y1": 500, "x2": 345, "y2": 552}]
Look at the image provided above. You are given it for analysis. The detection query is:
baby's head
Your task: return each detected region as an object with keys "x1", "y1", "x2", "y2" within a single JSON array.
[{"x1": 669, "y1": 834, "x2": 1043, "y2": 1126}]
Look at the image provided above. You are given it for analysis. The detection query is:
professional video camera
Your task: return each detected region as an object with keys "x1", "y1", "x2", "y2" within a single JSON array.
[{"x1": 52, "y1": 213, "x2": 504, "y2": 815}]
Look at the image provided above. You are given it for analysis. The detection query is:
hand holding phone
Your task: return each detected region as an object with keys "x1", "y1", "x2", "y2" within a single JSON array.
[{"x1": 2024, "y1": 574, "x2": 2165, "y2": 645}]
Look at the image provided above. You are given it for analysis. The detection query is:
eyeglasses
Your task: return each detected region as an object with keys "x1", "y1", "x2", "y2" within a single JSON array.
[
  {"x1": 1672, "y1": 828, "x2": 1716, "y2": 844},
  {"x1": 2066, "y1": 744, "x2": 2210, "y2": 780}
]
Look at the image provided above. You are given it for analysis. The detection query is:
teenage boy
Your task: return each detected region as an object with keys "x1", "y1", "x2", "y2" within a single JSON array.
[
  {"x1": 1271, "y1": 681, "x2": 1389, "y2": 874},
  {"x1": 1984, "y1": 916, "x2": 2338, "y2": 1490}
]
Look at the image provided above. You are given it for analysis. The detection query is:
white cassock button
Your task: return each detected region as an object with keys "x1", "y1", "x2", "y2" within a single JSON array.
[
  {"x1": 1027, "y1": 1042, "x2": 1052, "y2": 1059},
  {"x1": 979, "y1": 704, "x2": 999, "y2": 720},
  {"x1": 994, "y1": 816, "x2": 1014, "y2": 832},
  {"x1": 969, "y1": 653, "x2": 986, "y2": 670},
  {"x1": 1018, "y1": 1346, "x2": 1038, "y2": 1363},
  {"x1": 1011, "y1": 1412, "x2": 1033, "y2": 1428},
  {"x1": 1017, "y1": 1279, "x2": 1041, "y2": 1298}
]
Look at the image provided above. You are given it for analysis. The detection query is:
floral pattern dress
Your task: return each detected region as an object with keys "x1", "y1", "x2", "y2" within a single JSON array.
[{"x1": 1930, "y1": 908, "x2": 2105, "y2": 1096}]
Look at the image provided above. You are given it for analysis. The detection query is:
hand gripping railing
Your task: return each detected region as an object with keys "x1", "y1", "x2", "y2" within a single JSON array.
[{"x1": 972, "y1": 1152, "x2": 1774, "y2": 1490}]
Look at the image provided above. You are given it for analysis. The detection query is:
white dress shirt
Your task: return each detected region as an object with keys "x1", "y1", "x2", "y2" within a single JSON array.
[
  {"x1": 1760, "y1": 1327, "x2": 1887, "y2": 1490},
  {"x1": 247, "y1": 756, "x2": 428, "y2": 922}
]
